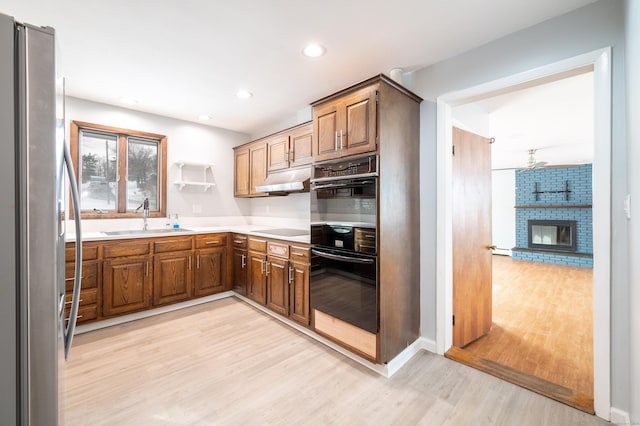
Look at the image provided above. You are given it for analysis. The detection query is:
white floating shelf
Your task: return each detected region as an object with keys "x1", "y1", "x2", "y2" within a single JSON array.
[{"x1": 173, "y1": 161, "x2": 215, "y2": 191}]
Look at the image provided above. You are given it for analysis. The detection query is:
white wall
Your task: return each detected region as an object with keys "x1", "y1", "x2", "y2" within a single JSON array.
[
  {"x1": 451, "y1": 103, "x2": 490, "y2": 136},
  {"x1": 625, "y1": 0, "x2": 640, "y2": 422},
  {"x1": 408, "y1": 0, "x2": 629, "y2": 415},
  {"x1": 65, "y1": 97, "x2": 251, "y2": 221},
  {"x1": 492, "y1": 170, "x2": 516, "y2": 254}
]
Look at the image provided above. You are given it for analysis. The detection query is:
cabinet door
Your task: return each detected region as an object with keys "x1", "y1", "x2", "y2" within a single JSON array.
[
  {"x1": 103, "y1": 256, "x2": 151, "y2": 316},
  {"x1": 289, "y1": 124, "x2": 313, "y2": 167},
  {"x1": 313, "y1": 101, "x2": 340, "y2": 161},
  {"x1": 247, "y1": 251, "x2": 267, "y2": 304},
  {"x1": 343, "y1": 85, "x2": 378, "y2": 156},
  {"x1": 267, "y1": 133, "x2": 290, "y2": 172},
  {"x1": 232, "y1": 248, "x2": 247, "y2": 295},
  {"x1": 153, "y1": 251, "x2": 193, "y2": 305},
  {"x1": 195, "y1": 247, "x2": 228, "y2": 297},
  {"x1": 234, "y1": 147, "x2": 250, "y2": 197},
  {"x1": 249, "y1": 143, "x2": 268, "y2": 196},
  {"x1": 289, "y1": 260, "x2": 310, "y2": 326},
  {"x1": 266, "y1": 256, "x2": 289, "y2": 316}
]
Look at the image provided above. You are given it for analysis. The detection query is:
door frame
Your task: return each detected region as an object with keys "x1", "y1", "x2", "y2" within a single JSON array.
[{"x1": 435, "y1": 47, "x2": 611, "y2": 419}]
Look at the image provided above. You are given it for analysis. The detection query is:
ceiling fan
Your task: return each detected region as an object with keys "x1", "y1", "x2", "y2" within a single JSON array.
[{"x1": 525, "y1": 148, "x2": 547, "y2": 169}]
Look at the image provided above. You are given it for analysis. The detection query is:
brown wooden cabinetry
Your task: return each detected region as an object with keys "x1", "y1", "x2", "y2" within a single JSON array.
[
  {"x1": 194, "y1": 233, "x2": 229, "y2": 297},
  {"x1": 266, "y1": 122, "x2": 313, "y2": 172},
  {"x1": 234, "y1": 141, "x2": 268, "y2": 197},
  {"x1": 64, "y1": 242, "x2": 101, "y2": 325},
  {"x1": 289, "y1": 246, "x2": 310, "y2": 326},
  {"x1": 231, "y1": 234, "x2": 248, "y2": 295},
  {"x1": 312, "y1": 85, "x2": 377, "y2": 161},
  {"x1": 103, "y1": 254, "x2": 152, "y2": 317},
  {"x1": 265, "y1": 243, "x2": 289, "y2": 316}
]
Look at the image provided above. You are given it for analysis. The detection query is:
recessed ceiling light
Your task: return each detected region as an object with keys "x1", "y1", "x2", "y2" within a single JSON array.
[
  {"x1": 198, "y1": 114, "x2": 212, "y2": 121},
  {"x1": 236, "y1": 90, "x2": 253, "y2": 99},
  {"x1": 119, "y1": 97, "x2": 138, "y2": 105},
  {"x1": 303, "y1": 43, "x2": 325, "y2": 58}
]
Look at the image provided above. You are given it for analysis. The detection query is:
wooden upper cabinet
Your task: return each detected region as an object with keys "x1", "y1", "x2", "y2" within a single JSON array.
[
  {"x1": 266, "y1": 122, "x2": 313, "y2": 172},
  {"x1": 313, "y1": 84, "x2": 378, "y2": 161},
  {"x1": 234, "y1": 147, "x2": 250, "y2": 197},
  {"x1": 266, "y1": 133, "x2": 290, "y2": 172},
  {"x1": 288, "y1": 123, "x2": 313, "y2": 167},
  {"x1": 249, "y1": 142, "x2": 268, "y2": 197}
]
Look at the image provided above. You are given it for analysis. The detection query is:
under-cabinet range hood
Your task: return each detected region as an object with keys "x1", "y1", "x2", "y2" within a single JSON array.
[{"x1": 255, "y1": 167, "x2": 310, "y2": 194}]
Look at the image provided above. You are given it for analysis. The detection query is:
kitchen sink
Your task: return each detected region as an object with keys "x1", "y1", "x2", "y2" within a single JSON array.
[{"x1": 104, "y1": 228, "x2": 191, "y2": 236}]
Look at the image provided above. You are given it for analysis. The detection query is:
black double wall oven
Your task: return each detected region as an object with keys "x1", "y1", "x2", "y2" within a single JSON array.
[{"x1": 310, "y1": 155, "x2": 378, "y2": 334}]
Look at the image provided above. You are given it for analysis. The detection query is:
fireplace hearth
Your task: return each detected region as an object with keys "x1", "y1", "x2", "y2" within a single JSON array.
[{"x1": 528, "y1": 219, "x2": 577, "y2": 252}]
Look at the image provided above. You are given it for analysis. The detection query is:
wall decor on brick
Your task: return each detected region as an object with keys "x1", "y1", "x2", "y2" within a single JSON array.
[{"x1": 512, "y1": 164, "x2": 593, "y2": 268}]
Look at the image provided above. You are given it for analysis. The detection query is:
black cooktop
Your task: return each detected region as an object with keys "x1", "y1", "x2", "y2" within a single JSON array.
[{"x1": 254, "y1": 228, "x2": 310, "y2": 237}]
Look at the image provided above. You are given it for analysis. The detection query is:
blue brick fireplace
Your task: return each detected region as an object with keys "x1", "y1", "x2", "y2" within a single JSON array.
[{"x1": 512, "y1": 164, "x2": 593, "y2": 268}]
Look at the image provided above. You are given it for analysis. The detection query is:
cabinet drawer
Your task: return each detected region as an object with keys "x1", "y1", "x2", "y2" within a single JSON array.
[
  {"x1": 65, "y1": 303, "x2": 98, "y2": 323},
  {"x1": 103, "y1": 241, "x2": 150, "y2": 258},
  {"x1": 248, "y1": 237, "x2": 267, "y2": 253},
  {"x1": 195, "y1": 234, "x2": 227, "y2": 249},
  {"x1": 267, "y1": 242, "x2": 289, "y2": 258},
  {"x1": 232, "y1": 234, "x2": 247, "y2": 249},
  {"x1": 65, "y1": 243, "x2": 99, "y2": 262},
  {"x1": 154, "y1": 237, "x2": 193, "y2": 253},
  {"x1": 65, "y1": 287, "x2": 98, "y2": 306},
  {"x1": 290, "y1": 245, "x2": 310, "y2": 261},
  {"x1": 65, "y1": 261, "x2": 98, "y2": 291}
]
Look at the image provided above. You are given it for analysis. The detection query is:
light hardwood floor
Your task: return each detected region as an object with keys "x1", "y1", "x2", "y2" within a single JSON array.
[
  {"x1": 452, "y1": 255, "x2": 593, "y2": 412},
  {"x1": 61, "y1": 297, "x2": 606, "y2": 425}
]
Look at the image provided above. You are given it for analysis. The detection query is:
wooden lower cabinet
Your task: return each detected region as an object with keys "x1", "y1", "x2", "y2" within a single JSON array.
[
  {"x1": 232, "y1": 248, "x2": 247, "y2": 295},
  {"x1": 265, "y1": 256, "x2": 289, "y2": 316},
  {"x1": 103, "y1": 255, "x2": 152, "y2": 317},
  {"x1": 247, "y1": 251, "x2": 267, "y2": 304},
  {"x1": 153, "y1": 251, "x2": 193, "y2": 305},
  {"x1": 195, "y1": 246, "x2": 228, "y2": 297},
  {"x1": 64, "y1": 259, "x2": 100, "y2": 324},
  {"x1": 289, "y1": 260, "x2": 310, "y2": 326}
]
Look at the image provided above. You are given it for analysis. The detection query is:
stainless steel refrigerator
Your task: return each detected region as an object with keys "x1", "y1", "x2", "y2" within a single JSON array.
[{"x1": 0, "y1": 13, "x2": 82, "y2": 425}]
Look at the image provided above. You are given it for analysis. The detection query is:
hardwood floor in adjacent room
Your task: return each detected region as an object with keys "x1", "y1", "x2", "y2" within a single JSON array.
[
  {"x1": 60, "y1": 297, "x2": 605, "y2": 425},
  {"x1": 450, "y1": 255, "x2": 593, "y2": 412}
]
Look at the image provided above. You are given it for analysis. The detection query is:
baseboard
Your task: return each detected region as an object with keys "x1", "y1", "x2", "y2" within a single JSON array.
[
  {"x1": 610, "y1": 407, "x2": 631, "y2": 425},
  {"x1": 74, "y1": 291, "x2": 235, "y2": 334}
]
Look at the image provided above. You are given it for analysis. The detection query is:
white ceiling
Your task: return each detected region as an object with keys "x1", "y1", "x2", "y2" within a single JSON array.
[
  {"x1": 471, "y1": 71, "x2": 594, "y2": 170},
  {"x1": 3, "y1": 0, "x2": 597, "y2": 135}
]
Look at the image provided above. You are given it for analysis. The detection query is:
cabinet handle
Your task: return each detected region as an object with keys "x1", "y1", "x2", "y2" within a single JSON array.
[
  {"x1": 233, "y1": 240, "x2": 244, "y2": 244},
  {"x1": 241, "y1": 254, "x2": 246, "y2": 268},
  {"x1": 288, "y1": 266, "x2": 293, "y2": 284},
  {"x1": 65, "y1": 299, "x2": 83, "y2": 305},
  {"x1": 197, "y1": 255, "x2": 200, "y2": 269},
  {"x1": 339, "y1": 129, "x2": 344, "y2": 149},
  {"x1": 260, "y1": 259, "x2": 265, "y2": 274},
  {"x1": 205, "y1": 240, "x2": 220, "y2": 245},
  {"x1": 292, "y1": 252, "x2": 305, "y2": 257},
  {"x1": 334, "y1": 131, "x2": 338, "y2": 151},
  {"x1": 146, "y1": 261, "x2": 149, "y2": 276},
  {"x1": 188, "y1": 256, "x2": 192, "y2": 270},
  {"x1": 265, "y1": 262, "x2": 270, "y2": 276}
]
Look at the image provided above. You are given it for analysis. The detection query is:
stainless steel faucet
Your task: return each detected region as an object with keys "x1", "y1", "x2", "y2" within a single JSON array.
[{"x1": 136, "y1": 198, "x2": 150, "y2": 230}]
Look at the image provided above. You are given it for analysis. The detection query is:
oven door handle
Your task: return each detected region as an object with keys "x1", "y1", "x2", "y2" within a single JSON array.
[
  {"x1": 311, "y1": 180, "x2": 375, "y2": 191},
  {"x1": 311, "y1": 249, "x2": 375, "y2": 264}
]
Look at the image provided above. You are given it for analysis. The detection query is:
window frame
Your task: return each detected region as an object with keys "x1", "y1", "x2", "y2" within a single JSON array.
[{"x1": 70, "y1": 120, "x2": 167, "y2": 219}]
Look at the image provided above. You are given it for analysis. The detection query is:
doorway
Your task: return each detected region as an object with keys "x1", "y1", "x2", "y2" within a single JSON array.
[{"x1": 435, "y1": 48, "x2": 611, "y2": 419}]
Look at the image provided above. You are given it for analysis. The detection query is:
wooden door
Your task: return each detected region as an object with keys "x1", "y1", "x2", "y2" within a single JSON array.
[
  {"x1": 313, "y1": 101, "x2": 340, "y2": 161},
  {"x1": 452, "y1": 127, "x2": 493, "y2": 347},
  {"x1": 267, "y1": 133, "x2": 290, "y2": 172},
  {"x1": 249, "y1": 143, "x2": 268, "y2": 196},
  {"x1": 289, "y1": 124, "x2": 313, "y2": 167},
  {"x1": 247, "y1": 251, "x2": 267, "y2": 304},
  {"x1": 102, "y1": 256, "x2": 151, "y2": 316},
  {"x1": 343, "y1": 85, "x2": 378, "y2": 156},
  {"x1": 153, "y1": 251, "x2": 193, "y2": 305},
  {"x1": 194, "y1": 247, "x2": 227, "y2": 297},
  {"x1": 234, "y1": 147, "x2": 250, "y2": 197},
  {"x1": 232, "y1": 248, "x2": 247, "y2": 295},
  {"x1": 289, "y1": 260, "x2": 310, "y2": 326},
  {"x1": 266, "y1": 256, "x2": 289, "y2": 316}
]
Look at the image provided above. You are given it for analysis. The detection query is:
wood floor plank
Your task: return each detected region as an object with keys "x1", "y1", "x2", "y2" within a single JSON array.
[{"x1": 61, "y1": 297, "x2": 606, "y2": 425}]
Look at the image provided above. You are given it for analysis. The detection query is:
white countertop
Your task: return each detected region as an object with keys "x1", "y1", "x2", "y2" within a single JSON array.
[{"x1": 67, "y1": 225, "x2": 311, "y2": 244}]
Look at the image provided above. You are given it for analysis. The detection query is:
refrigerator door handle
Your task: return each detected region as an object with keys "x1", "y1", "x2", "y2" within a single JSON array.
[{"x1": 63, "y1": 141, "x2": 82, "y2": 359}]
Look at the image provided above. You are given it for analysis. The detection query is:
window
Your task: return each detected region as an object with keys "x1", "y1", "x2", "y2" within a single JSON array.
[{"x1": 70, "y1": 121, "x2": 167, "y2": 219}]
